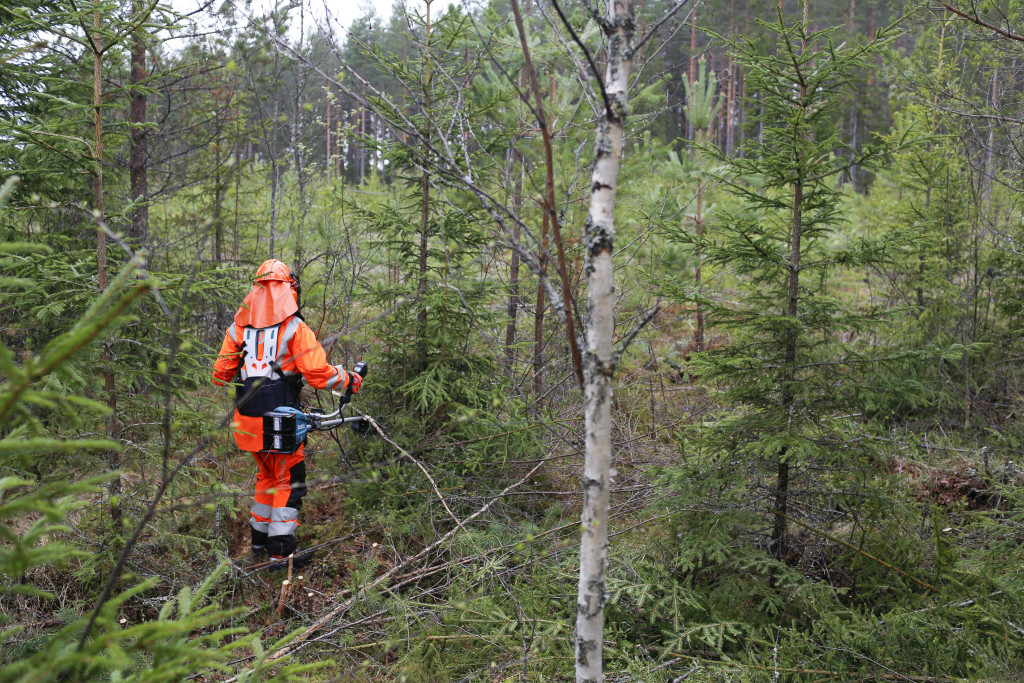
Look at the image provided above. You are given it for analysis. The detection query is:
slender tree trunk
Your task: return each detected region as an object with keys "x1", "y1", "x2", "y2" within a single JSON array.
[
  {"x1": 360, "y1": 83, "x2": 367, "y2": 183},
  {"x1": 510, "y1": 0, "x2": 584, "y2": 388},
  {"x1": 772, "y1": 16, "x2": 808, "y2": 563},
  {"x1": 850, "y1": 107, "x2": 859, "y2": 189},
  {"x1": 213, "y1": 144, "x2": 223, "y2": 264},
  {"x1": 93, "y1": 3, "x2": 121, "y2": 537},
  {"x1": 688, "y1": 2, "x2": 698, "y2": 143},
  {"x1": 233, "y1": 95, "x2": 241, "y2": 265},
  {"x1": 984, "y1": 68, "x2": 997, "y2": 199},
  {"x1": 725, "y1": 50, "x2": 735, "y2": 155},
  {"x1": 919, "y1": 185, "x2": 930, "y2": 309},
  {"x1": 871, "y1": 5, "x2": 882, "y2": 74},
  {"x1": 269, "y1": 156, "x2": 278, "y2": 258},
  {"x1": 326, "y1": 87, "x2": 332, "y2": 179},
  {"x1": 269, "y1": 46, "x2": 280, "y2": 258},
  {"x1": 128, "y1": 4, "x2": 148, "y2": 247},
  {"x1": 717, "y1": 54, "x2": 727, "y2": 147},
  {"x1": 93, "y1": 11, "x2": 106, "y2": 289},
  {"x1": 758, "y1": 90, "x2": 764, "y2": 146},
  {"x1": 772, "y1": 169, "x2": 802, "y2": 562},
  {"x1": 291, "y1": 74, "x2": 307, "y2": 278},
  {"x1": 371, "y1": 112, "x2": 378, "y2": 173},
  {"x1": 534, "y1": 209, "x2": 549, "y2": 396},
  {"x1": 417, "y1": 1, "x2": 433, "y2": 374},
  {"x1": 575, "y1": 2, "x2": 633, "y2": 681},
  {"x1": 505, "y1": 148, "x2": 523, "y2": 367},
  {"x1": 694, "y1": 133, "x2": 704, "y2": 353},
  {"x1": 532, "y1": 73, "x2": 557, "y2": 396},
  {"x1": 737, "y1": 65, "x2": 745, "y2": 156}
]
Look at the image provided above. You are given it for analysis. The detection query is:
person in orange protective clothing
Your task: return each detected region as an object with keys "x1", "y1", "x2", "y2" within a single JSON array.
[{"x1": 212, "y1": 259, "x2": 361, "y2": 564}]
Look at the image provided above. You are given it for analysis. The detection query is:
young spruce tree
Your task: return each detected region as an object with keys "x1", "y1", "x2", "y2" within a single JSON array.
[{"x1": 684, "y1": 11, "x2": 899, "y2": 560}]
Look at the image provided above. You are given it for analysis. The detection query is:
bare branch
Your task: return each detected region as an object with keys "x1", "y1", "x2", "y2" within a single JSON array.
[{"x1": 938, "y1": 1, "x2": 1024, "y2": 43}]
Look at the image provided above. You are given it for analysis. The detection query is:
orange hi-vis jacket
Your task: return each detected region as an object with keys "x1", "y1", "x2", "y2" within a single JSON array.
[{"x1": 212, "y1": 315, "x2": 352, "y2": 452}]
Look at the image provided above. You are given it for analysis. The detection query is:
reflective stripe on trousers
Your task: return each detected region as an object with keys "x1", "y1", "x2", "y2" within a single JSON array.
[
  {"x1": 250, "y1": 444, "x2": 307, "y2": 555},
  {"x1": 268, "y1": 506, "x2": 300, "y2": 537}
]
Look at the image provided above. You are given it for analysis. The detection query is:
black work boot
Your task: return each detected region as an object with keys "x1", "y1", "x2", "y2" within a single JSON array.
[
  {"x1": 251, "y1": 527, "x2": 269, "y2": 557},
  {"x1": 267, "y1": 549, "x2": 316, "y2": 572}
]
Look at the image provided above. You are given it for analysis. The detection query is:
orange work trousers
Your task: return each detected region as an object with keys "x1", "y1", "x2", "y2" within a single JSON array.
[{"x1": 248, "y1": 444, "x2": 306, "y2": 557}]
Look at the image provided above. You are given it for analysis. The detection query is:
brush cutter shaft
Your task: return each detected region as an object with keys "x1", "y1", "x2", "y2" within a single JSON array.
[{"x1": 313, "y1": 415, "x2": 367, "y2": 430}]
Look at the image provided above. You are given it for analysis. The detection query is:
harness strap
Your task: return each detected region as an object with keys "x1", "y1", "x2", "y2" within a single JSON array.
[{"x1": 238, "y1": 317, "x2": 302, "y2": 381}]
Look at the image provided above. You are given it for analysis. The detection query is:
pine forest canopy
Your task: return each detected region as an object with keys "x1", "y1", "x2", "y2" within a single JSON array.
[{"x1": 1, "y1": 0, "x2": 1024, "y2": 681}]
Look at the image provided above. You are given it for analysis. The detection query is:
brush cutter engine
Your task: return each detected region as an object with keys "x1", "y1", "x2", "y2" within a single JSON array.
[{"x1": 261, "y1": 361, "x2": 370, "y2": 452}]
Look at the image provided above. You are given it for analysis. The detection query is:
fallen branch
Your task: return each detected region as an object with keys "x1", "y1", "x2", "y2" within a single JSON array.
[{"x1": 363, "y1": 414, "x2": 467, "y2": 534}]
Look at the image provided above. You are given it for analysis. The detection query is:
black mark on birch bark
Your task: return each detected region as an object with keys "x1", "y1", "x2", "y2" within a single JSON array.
[{"x1": 576, "y1": 635, "x2": 599, "y2": 667}]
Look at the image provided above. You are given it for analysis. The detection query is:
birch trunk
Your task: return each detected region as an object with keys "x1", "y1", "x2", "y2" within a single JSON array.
[{"x1": 575, "y1": 2, "x2": 633, "y2": 681}]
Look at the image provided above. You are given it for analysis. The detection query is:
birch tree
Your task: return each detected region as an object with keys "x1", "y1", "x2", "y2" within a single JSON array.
[{"x1": 574, "y1": 0, "x2": 633, "y2": 680}]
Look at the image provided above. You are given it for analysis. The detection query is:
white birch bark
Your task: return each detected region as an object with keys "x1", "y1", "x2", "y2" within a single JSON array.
[{"x1": 575, "y1": 2, "x2": 634, "y2": 681}]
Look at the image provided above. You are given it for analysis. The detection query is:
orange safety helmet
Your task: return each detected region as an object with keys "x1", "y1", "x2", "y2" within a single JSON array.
[{"x1": 234, "y1": 259, "x2": 300, "y2": 328}]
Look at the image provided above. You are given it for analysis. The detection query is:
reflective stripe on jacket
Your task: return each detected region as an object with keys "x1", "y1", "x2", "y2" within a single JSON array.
[{"x1": 212, "y1": 314, "x2": 352, "y2": 451}]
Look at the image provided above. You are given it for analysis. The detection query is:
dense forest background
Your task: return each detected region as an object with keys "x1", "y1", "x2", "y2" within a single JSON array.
[{"x1": 3, "y1": 0, "x2": 1024, "y2": 680}]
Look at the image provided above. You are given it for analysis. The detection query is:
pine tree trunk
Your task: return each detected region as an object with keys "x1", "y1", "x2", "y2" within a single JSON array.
[
  {"x1": 737, "y1": 64, "x2": 745, "y2": 156},
  {"x1": 233, "y1": 94, "x2": 242, "y2": 265},
  {"x1": 575, "y1": 2, "x2": 633, "y2": 680},
  {"x1": 849, "y1": 107, "x2": 859, "y2": 189},
  {"x1": 269, "y1": 45, "x2": 280, "y2": 259},
  {"x1": 919, "y1": 186, "x2": 929, "y2": 309}
]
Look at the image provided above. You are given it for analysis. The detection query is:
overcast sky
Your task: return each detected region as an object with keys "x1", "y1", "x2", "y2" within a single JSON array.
[{"x1": 171, "y1": 0, "x2": 398, "y2": 35}]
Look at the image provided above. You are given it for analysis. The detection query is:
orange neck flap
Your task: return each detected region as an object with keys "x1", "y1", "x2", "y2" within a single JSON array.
[{"x1": 234, "y1": 279, "x2": 298, "y2": 328}]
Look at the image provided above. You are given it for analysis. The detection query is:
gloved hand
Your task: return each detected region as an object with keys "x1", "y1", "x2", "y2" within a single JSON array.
[{"x1": 346, "y1": 368, "x2": 363, "y2": 394}]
